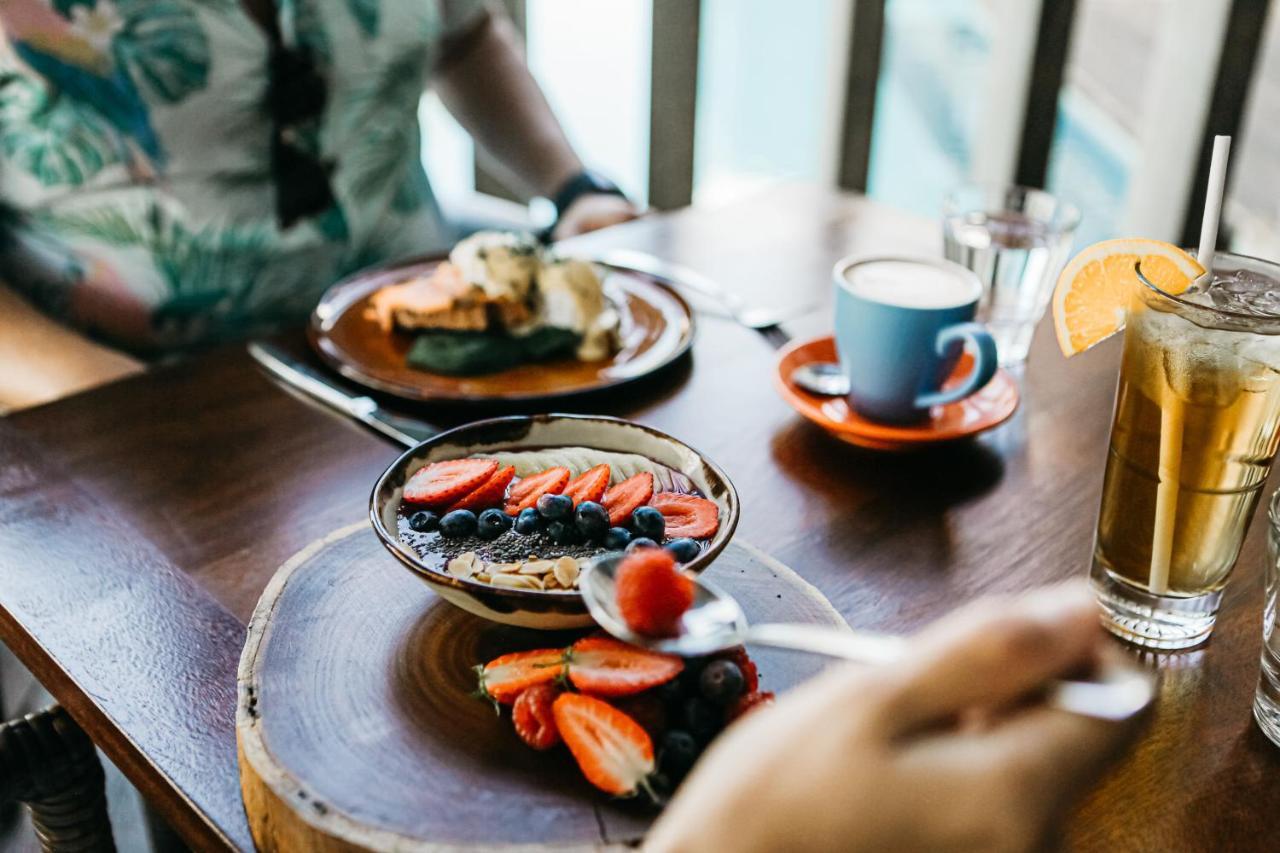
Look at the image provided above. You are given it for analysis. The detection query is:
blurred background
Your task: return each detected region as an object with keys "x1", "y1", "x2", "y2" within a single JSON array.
[{"x1": 427, "y1": 0, "x2": 1280, "y2": 257}]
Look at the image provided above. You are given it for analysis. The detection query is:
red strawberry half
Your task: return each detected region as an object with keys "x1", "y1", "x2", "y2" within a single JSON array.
[
  {"x1": 512, "y1": 683, "x2": 561, "y2": 750},
  {"x1": 601, "y1": 472, "x2": 655, "y2": 525},
  {"x1": 475, "y1": 647, "x2": 566, "y2": 706},
  {"x1": 552, "y1": 693, "x2": 654, "y2": 796},
  {"x1": 649, "y1": 492, "x2": 720, "y2": 539},
  {"x1": 405, "y1": 458, "x2": 499, "y2": 508},
  {"x1": 567, "y1": 636, "x2": 683, "y2": 697},
  {"x1": 727, "y1": 690, "x2": 775, "y2": 723},
  {"x1": 561, "y1": 464, "x2": 611, "y2": 507},
  {"x1": 615, "y1": 548, "x2": 694, "y2": 637},
  {"x1": 448, "y1": 465, "x2": 515, "y2": 513},
  {"x1": 504, "y1": 467, "x2": 571, "y2": 514}
]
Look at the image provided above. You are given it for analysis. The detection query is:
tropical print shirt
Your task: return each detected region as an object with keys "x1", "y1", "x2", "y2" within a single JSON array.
[{"x1": 0, "y1": 0, "x2": 483, "y2": 353}]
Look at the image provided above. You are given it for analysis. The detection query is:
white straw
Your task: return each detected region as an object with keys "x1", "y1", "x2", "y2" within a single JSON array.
[
  {"x1": 1197, "y1": 136, "x2": 1231, "y2": 271},
  {"x1": 1148, "y1": 135, "x2": 1232, "y2": 594}
]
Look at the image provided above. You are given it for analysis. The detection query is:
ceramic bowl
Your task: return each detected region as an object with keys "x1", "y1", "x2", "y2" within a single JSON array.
[{"x1": 369, "y1": 414, "x2": 739, "y2": 629}]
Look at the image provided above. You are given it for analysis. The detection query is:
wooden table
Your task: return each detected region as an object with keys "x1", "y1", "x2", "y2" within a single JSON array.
[{"x1": 1, "y1": 183, "x2": 1276, "y2": 851}]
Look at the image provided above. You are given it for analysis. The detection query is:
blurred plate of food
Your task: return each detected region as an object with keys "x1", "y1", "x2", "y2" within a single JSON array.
[{"x1": 308, "y1": 232, "x2": 695, "y2": 403}]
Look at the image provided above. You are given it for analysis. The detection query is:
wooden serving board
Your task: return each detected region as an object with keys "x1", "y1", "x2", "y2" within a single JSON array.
[{"x1": 237, "y1": 523, "x2": 848, "y2": 852}]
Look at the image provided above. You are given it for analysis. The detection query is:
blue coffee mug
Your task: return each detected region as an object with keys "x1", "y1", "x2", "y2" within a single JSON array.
[{"x1": 834, "y1": 256, "x2": 998, "y2": 424}]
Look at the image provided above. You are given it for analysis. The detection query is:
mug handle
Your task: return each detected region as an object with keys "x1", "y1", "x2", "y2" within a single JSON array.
[{"x1": 914, "y1": 321, "x2": 998, "y2": 409}]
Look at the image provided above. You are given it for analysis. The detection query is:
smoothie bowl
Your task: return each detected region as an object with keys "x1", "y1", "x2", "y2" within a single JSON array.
[{"x1": 370, "y1": 414, "x2": 739, "y2": 629}]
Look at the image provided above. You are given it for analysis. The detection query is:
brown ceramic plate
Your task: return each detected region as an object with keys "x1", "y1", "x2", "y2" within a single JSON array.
[{"x1": 308, "y1": 254, "x2": 695, "y2": 403}]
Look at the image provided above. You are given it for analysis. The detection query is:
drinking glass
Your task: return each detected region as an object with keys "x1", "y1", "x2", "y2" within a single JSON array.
[
  {"x1": 1090, "y1": 252, "x2": 1280, "y2": 649},
  {"x1": 1256, "y1": 488, "x2": 1280, "y2": 746},
  {"x1": 943, "y1": 185, "x2": 1080, "y2": 365}
]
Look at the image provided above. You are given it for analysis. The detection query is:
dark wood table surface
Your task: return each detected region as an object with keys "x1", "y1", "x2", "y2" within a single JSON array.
[{"x1": 2, "y1": 183, "x2": 1277, "y2": 851}]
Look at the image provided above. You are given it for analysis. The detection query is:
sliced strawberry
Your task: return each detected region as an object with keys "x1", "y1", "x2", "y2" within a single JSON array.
[
  {"x1": 448, "y1": 465, "x2": 515, "y2": 513},
  {"x1": 601, "y1": 472, "x2": 655, "y2": 525},
  {"x1": 512, "y1": 683, "x2": 561, "y2": 750},
  {"x1": 615, "y1": 548, "x2": 694, "y2": 637},
  {"x1": 568, "y1": 636, "x2": 683, "y2": 697},
  {"x1": 475, "y1": 647, "x2": 566, "y2": 707},
  {"x1": 404, "y1": 458, "x2": 498, "y2": 508},
  {"x1": 504, "y1": 466, "x2": 571, "y2": 514},
  {"x1": 726, "y1": 690, "x2": 775, "y2": 723},
  {"x1": 552, "y1": 693, "x2": 654, "y2": 796},
  {"x1": 649, "y1": 492, "x2": 720, "y2": 539},
  {"x1": 712, "y1": 646, "x2": 759, "y2": 694},
  {"x1": 561, "y1": 464, "x2": 611, "y2": 507}
]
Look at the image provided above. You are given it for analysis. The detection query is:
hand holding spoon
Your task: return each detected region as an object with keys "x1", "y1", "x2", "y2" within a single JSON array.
[{"x1": 581, "y1": 554, "x2": 1156, "y2": 722}]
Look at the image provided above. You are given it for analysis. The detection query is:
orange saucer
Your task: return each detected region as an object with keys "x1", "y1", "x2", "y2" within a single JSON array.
[{"x1": 774, "y1": 335, "x2": 1019, "y2": 450}]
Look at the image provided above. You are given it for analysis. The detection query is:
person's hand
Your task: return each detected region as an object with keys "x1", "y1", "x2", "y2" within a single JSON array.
[
  {"x1": 645, "y1": 582, "x2": 1140, "y2": 853},
  {"x1": 551, "y1": 193, "x2": 641, "y2": 240}
]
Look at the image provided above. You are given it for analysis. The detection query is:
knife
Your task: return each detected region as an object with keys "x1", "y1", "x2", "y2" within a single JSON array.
[
  {"x1": 247, "y1": 341, "x2": 437, "y2": 447},
  {"x1": 593, "y1": 248, "x2": 814, "y2": 332}
]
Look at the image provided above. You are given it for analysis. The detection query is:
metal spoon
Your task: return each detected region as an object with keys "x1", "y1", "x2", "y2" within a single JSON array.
[
  {"x1": 791, "y1": 362, "x2": 850, "y2": 396},
  {"x1": 581, "y1": 554, "x2": 1156, "y2": 722}
]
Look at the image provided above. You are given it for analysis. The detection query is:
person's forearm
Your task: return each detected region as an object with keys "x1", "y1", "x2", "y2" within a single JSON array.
[{"x1": 434, "y1": 12, "x2": 582, "y2": 199}]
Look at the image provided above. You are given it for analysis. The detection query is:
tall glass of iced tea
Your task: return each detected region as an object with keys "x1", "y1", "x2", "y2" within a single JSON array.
[{"x1": 1091, "y1": 251, "x2": 1280, "y2": 649}]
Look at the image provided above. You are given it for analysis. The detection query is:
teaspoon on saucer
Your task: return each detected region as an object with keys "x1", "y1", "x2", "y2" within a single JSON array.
[
  {"x1": 581, "y1": 553, "x2": 1156, "y2": 722},
  {"x1": 790, "y1": 362, "x2": 850, "y2": 396}
]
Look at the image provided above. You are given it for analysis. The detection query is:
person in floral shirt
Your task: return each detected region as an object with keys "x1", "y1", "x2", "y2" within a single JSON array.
[{"x1": 0, "y1": 0, "x2": 637, "y2": 409}]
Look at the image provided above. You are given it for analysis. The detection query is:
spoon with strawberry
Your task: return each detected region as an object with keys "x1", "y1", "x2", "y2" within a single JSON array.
[{"x1": 580, "y1": 549, "x2": 1156, "y2": 722}]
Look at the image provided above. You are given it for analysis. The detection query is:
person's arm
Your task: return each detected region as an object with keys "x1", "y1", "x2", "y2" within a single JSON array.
[
  {"x1": 0, "y1": 283, "x2": 142, "y2": 413},
  {"x1": 646, "y1": 583, "x2": 1139, "y2": 853},
  {"x1": 432, "y1": 10, "x2": 639, "y2": 238}
]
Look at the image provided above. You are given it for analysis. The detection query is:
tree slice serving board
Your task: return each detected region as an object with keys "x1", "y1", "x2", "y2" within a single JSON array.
[{"x1": 237, "y1": 523, "x2": 848, "y2": 852}]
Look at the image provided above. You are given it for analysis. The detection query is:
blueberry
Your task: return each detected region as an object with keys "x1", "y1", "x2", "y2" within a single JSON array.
[
  {"x1": 626, "y1": 537, "x2": 658, "y2": 552},
  {"x1": 546, "y1": 519, "x2": 579, "y2": 545},
  {"x1": 699, "y1": 660, "x2": 745, "y2": 705},
  {"x1": 476, "y1": 508, "x2": 512, "y2": 541},
  {"x1": 631, "y1": 506, "x2": 666, "y2": 541},
  {"x1": 536, "y1": 493, "x2": 574, "y2": 521},
  {"x1": 574, "y1": 501, "x2": 610, "y2": 541},
  {"x1": 407, "y1": 510, "x2": 439, "y2": 533},
  {"x1": 646, "y1": 771, "x2": 674, "y2": 803},
  {"x1": 664, "y1": 537, "x2": 701, "y2": 563},
  {"x1": 655, "y1": 678, "x2": 685, "y2": 708},
  {"x1": 602, "y1": 526, "x2": 632, "y2": 551},
  {"x1": 513, "y1": 507, "x2": 541, "y2": 535},
  {"x1": 658, "y1": 730, "x2": 700, "y2": 780},
  {"x1": 438, "y1": 509, "x2": 477, "y2": 538},
  {"x1": 680, "y1": 697, "x2": 722, "y2": 744}
]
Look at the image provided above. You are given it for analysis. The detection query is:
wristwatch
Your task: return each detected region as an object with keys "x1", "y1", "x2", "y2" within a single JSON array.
[{"x1": 550, "y1": 169, "x2": 627, "y2": 219}]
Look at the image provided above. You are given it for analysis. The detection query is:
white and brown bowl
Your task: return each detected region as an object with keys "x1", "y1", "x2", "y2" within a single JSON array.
[{"x1": 369, "y1": 414, "x2": 740, "y2": 629}]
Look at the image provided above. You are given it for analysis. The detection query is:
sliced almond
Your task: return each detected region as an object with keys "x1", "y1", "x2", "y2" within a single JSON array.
[
  {"x1": 520, "y1": 559, "x2": 555, "y2": 576},
  {"x1": 490, "y1": 562, "x2": 523, "y2": 574},
  {"x1": 490, "y1": 573, "x2": 544, "y2": 590},
  {"x1": 543, "y1": 575, "x2": 562, "y2": 590},
  {"x1": 553, "y1": 556, "x2": 580, "y2": 588},
  {"x1": 475, "y1": 572, "x2": 492, "y2": 583},
  {"x1": 446, "y1": 552, "x2": 479, "y2": 579}
]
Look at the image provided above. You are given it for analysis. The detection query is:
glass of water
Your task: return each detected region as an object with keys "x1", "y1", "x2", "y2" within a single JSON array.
[
  {"x1": 943, "y1": 185, "x2": 1080, "y2": 365},
  {"x1": 1256, "y1": 488, "x2": 1280, "y2": 746}
]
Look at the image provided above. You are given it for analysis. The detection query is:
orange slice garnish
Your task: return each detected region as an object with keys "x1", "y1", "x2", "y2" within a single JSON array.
[{"x1": 1052, "y1": 239, "x2": 1205, "y2": 356}]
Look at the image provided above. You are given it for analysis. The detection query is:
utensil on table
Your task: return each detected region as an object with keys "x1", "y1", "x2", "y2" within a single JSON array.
[
  {"x1": 581, "y1": 553, "x2": 1157, "y2": 722},
  {"x1": 248, "y1": 341, "x2": 436, "y2": 447},
  {"x1": 790, "y1": 361, "x2": 849, "y2": 396},
  {"x1": 595, "y1": 249, "x2": 813, "y2": 331}
]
